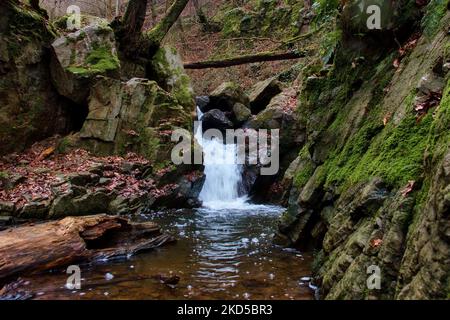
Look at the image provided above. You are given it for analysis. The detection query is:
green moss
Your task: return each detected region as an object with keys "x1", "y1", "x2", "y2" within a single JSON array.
[
  {"x1": 421, "y1": 0, "x2": 448, "y2": 37},
  {"x1": 0, "y1": 171, "x2": 9, "y2": 179},
  {"x1": 5, "y1": 2, "x2": 56, "y2": 59},
  {"x1": 67, "y1": 44, "x2": 120, "y2": 76},
  {"x1": 325, "y1": 121, "x2": 384, "y2": 188},
  {"x1": 86, "y1": 45, "x2": 120, "y2": 72},
  {"x1": 348, "y1": 113, "x2": 433, "y2": 188},
  {"x1": 311, "y1": 0, "x2": 339, "y2": 26}
]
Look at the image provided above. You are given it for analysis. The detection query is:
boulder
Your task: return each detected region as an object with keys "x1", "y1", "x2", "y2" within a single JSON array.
[
  {"x1": 232, "y1": 103, "x2": 252, "y2": 124},
  {"x1": 151, "y1": 171, "x2": 206, "y2": 209},
  {"x1": 248, "y1": 78, "x2": 282, "y2": 114},
  {"x1": 49, "y1": 189, "x2": 114, "y2": 219},
  {"x1": 246, "y1": 89, "x2": 304, "y2": 153},
  {"x1": 196, "y1": 96, "x2": 210, "y2": 111},
  {"x1": 0, "y1": 1, "x2": 72, "y2": 155},
  {"x1": 50, "y1": 18, "x2": 120, "y2": 104},
  {"x1": 201, "y1": 109, "x2": 234, "y2": 132},
  {"x1": 78, "y1": 77, "x2": 191, "y2": 163},
  {"x1": 0, "y1": 201, "x2": 15, "y2": 217},
  {"x1": 341, "y1": 0, "x2": 419, "y2": 34},
  {"x1": 205, "y1": 82, "x2": 250, "y2": 112},
  {"x1": 150, "y1": 46, "x2": 195, "y2": 111}
]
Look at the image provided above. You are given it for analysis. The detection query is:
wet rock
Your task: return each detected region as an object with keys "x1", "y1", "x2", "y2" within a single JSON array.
[
  {"x1": 108, "y1": 196, "x2": 129, "y2": 215},
  {"x1": 196, "y1": 96, "x2": 210, "y2": 112},
  {"x1": 248, "y1": 78, "x2": 282, "y2": 114},
  {"x1": 151, "y1": 172, "x2": 205, "y2": 209},
  {"x1": 232, "y1": 103, "x2": 252, "y2": 124},
  {"x1": 206, "y1": 82, "x2": 250, "y2": 113},
  {"x1": 201, "y1": 109, "x2": 234, "y2": 132},
  {"x1": 50, "y1": 18, "x2": 120, "y2": 104}
]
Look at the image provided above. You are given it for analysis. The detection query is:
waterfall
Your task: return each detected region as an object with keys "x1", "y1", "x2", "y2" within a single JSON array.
[{"x1": 195, "y1": 108, "x2": 247, "y2": 209}]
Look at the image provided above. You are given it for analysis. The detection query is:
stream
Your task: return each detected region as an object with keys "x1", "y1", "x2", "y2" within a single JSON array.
[
  {"x1": 22, "y1": 205, "x2": 313, "y2": 300},
  {"x1": 14, "y1": 109, "x2": 313, "y2": 300}
]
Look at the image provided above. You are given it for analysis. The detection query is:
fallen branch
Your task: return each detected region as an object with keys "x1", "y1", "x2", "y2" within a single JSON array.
[{"x1": 184, "y1": 50, "x2": 307, "y2": 69}]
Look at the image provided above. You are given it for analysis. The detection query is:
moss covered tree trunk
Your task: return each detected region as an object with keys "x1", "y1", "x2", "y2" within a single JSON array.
[
  {"x1": 144, "y1": 0, "x2": 190, "y2": 52},
  {"x1": 184, "y1": 50, "x2": 307, "y2": 69}
]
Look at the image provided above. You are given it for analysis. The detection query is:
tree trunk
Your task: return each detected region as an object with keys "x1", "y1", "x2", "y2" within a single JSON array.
[
  {"x1": 184, "y1": 50, "x2": 307, "y2": 69},
  {"x1": 192, "y1": 0, "x2": 210, "y2": 31},
  {"x1": 122, "y1": 0, "x2": 149, "y2": 38},
  {"x1": 0, "y1": 215, "x2": 175, "y2": 286},
  {"x1": 144, "y1": 0, "x2": 190, "y2": 51}
]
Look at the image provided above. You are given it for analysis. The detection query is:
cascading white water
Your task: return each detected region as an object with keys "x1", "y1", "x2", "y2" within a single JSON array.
[{"x1": 195, "y1": 108, "x2": 248, "y2": 209}]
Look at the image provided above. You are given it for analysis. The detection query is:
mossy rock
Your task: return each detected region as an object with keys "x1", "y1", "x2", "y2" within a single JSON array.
[
  {"x1": 50, "y1": 18, "x2": 120, "y2": 104},
  {"x1": 78, "y1": 76, "x2": 191, "y2": 165},
  {"x1": 149, "y1": 46, "x2": 195, "y2": 112}
]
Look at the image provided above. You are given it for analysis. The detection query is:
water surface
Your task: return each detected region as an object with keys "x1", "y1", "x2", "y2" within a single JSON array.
[{"x1": 21, "y1": 205, "x2": 313, "y2": 300}]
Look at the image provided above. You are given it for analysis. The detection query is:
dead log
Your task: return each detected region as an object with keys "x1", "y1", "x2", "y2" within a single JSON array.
[
  {"x1": 184, "y1": 50, "x2": 307, "y2": 69},
  {"x1": 0, "y1": 215, "x2": 175, "y2": 285}
]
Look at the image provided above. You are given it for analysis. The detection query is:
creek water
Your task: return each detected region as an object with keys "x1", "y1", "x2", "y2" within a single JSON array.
[
  {"x1": 24, "y1": 206, "x2": 313, "y2": 300},
  {"x1": 17, "y1": 110, "x2": 313, "y2": 300}
]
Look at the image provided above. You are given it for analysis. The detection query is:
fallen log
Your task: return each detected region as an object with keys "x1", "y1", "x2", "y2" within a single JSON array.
[
  {"x1": 183, "y1": 50, "x2": 308, "y2": 69},
  {"x1": 0, "y1": 215, "x2": 175, "y2": 285}
]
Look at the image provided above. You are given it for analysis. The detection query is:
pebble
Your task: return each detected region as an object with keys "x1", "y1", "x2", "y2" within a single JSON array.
[{"x1": 105, "y1": 273, "x2": 114, "y2": 280}]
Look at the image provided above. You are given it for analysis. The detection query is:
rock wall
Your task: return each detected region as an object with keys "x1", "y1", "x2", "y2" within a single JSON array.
[
  {"x1": 0, "y1": 1, "x2": 73, "y2": 155},
  {"x1": 277, "y1": 2, "x2": 449, "y2": 299}
]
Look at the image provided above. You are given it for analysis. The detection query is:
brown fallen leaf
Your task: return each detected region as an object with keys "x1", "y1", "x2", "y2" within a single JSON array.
[
  {"x1": 370, "y1": 238, "x2": 383, "y2": 248},
  {"x1": 401, "y1": 180, "x2": 415, "y2": 197},
  {"x1": 37, "y1": 146, "x2": 55, "y2": 161},
  {"x1": 383, "y1": 113, "x2": 392, "y2": 126}
]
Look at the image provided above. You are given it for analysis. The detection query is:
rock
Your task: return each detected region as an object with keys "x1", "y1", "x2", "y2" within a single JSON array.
[
  {"x1": 232, "y1": 103, "x2": 252, "y2": 124},
  {"x1": 341, "y1": 0, "x2": 419, "y2": 34},
  {"x1": 0, "y1": 201, "x2": 15, "y2": 217},
  {"x1": 248, "y1": 78, "x2": 282, "y2": 114},
  {"x1": 417, "y1": 72, "x2": 445, "y2": 95},
  {"x1": 50, "y1": 18, "x2": 120, "y2": 104},
  {"x1": 0, "y1": 2, "x2": 72, "y2": 155},
  {"x1": 150, "y1": 46, "x2": 195, "y2": 111},
  {"x1": 78, "y1": 77, "x2": 191, "y2": 162},
  {"x1": 0, "y1": 216, "x2": 16, "y2": 231},
  {"x1": 19, "y1": 201, "x2": 50, "y2": 219},
  {"x1": 201, "y1": 109, "x2": 234, "y2": 132},
  {"x1": 196, "y1": 96, "x2": 210, "y2": 112},
  {"x1": 49, "y1": 190, "x2": 114, "y2": 218},
  {"x1": 98, "y1": 177, "x2": 112, "y2": 186},
  {"x1": 151, "y1": 171, "x2": 205, "y2": 209},
  {"x1": 206, "y1": 82, "x2": 250, "y2": 113},
  {"x1": 108, "y1": 196, "x2": 130, "y2": 215},
  {"x1": 67, "y1": 172, "x2": 99, "y2": 186},
  {"x1": 246, "y1": 89, "x2": 304, "y2": 153},
  {"x1": 0, "y1": 173, "x2": 26, "y2": 190}
]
